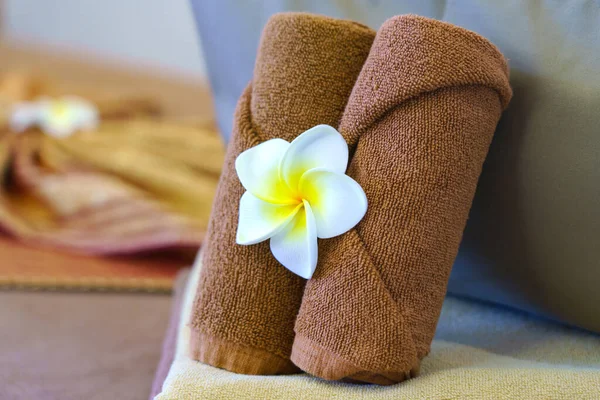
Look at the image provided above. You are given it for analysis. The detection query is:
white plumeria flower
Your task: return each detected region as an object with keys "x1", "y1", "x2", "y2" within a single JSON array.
[
  {"x1": 235, "y1": 124, "x2": 367, "y2": 279},
  {"x1": 9, "y1": 96, "x2": 99, "y2": 138}
]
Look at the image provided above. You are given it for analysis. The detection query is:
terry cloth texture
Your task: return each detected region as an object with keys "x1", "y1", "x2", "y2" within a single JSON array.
[
  {"x1": 155, "y1": 256, "x2": 600, "y2": 400},
  {"x1": 189, "y1": 12, "x2": 376, "y2": 375},
  {"x1": 150, "y1": 270, "x2": 191, "y2": 400},
  {"x1": 291, "y1": 15, "x2": 513, "y2": 384}
]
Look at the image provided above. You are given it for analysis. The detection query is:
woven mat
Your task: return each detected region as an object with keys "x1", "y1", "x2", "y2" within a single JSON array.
[{"x1": 0, "y1": 235, "x2": 194, "y2": 292}]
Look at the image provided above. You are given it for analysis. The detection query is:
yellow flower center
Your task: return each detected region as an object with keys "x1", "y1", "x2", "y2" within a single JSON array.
[{"x1": 50, "y1": 101, "x2": 71, "y2": 121}]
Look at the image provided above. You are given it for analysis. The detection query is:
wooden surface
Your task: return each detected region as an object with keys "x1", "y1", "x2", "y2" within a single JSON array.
[
  {"x1": 0, "y1": 42, "x2": 215, "y2": 120},
  {"x1": 0, "y1": 43, "x2": 216, "y2": 291},
  {"x1": 0, "y1": 240, "x2": 192, "y2": 292}
]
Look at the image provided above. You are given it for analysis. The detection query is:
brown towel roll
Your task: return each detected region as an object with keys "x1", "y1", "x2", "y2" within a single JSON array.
[
  {"x1": 291, "y1": 15, "x2": 512, "y2": 385},
  {"x1": 189, "y1": 13, "x2": 375, "y2": 375}
]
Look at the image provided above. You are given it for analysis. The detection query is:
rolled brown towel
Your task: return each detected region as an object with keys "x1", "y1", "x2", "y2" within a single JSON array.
[
  {"x1": 189, "y1": 13, "x2": 375, "y2": 375},
  {"x1": 291, "y1": 15, "x2": 512, "y2": 385}
]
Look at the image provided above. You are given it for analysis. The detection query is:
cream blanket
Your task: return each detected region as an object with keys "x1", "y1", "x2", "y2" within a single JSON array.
[{"x1": 156, "y1": 258, "x2": 600, "y2": 399}]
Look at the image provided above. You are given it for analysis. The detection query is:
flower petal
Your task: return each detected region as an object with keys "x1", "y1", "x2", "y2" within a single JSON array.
[
  {"x1": 235, "y1": 138, "x2": 296, "y2": 204},
  {"x1": 40, "y1": 117, "x2": 75, "y2": 138},
  {"x1": 236, "y1": 191, "x2": 301, "y2": 245},
  {"x1": 9, "y1": 102, "x2": 42, "y2": 133},
  {"x1": 299, "y1": 168, "x2": 367, "y2": 239},
  {"x1": 270, "y1": 200, "x2": 317, "y2": 279},
  {"x1": 39, "y1": 97, "x2": 99, "y2": 138},
  {"x1": 281, "y1": 125, "x2": 348, "y2": 193},
  {"x1": 68, "y1": 97, "x2": 99, "y2": 131}
]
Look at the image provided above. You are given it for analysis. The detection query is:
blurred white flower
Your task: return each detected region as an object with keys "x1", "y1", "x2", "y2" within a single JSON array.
[
  {"x1": 10, "y1": 96, "x2": 99, "y2": 138},
  {"x1": 235, "y1": 124, "x2": 367, "y2": 279}
]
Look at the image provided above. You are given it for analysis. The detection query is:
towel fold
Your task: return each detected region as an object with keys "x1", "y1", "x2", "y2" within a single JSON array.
[
  {"x1": 189, "y1": 13, "x2": 375, "y2": 375},
  {"x1": 291, "y1": 15, "x2": 512, "y2": 384},
  {"x1": 0, "y1": 120, "x2": 222, "y2": 254},
  {"x1": 0, "y1": 74, "x2": 223, "y2": 254}
]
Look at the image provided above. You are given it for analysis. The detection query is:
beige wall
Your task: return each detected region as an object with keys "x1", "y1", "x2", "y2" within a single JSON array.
[{"x1": 2, "y1": 0, "x2": 207, "y2": 79}]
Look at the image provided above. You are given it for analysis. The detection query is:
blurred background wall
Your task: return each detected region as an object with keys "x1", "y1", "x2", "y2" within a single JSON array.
[{"x1": 1, "y1": 0, "x2": 207, "y2": 80}]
